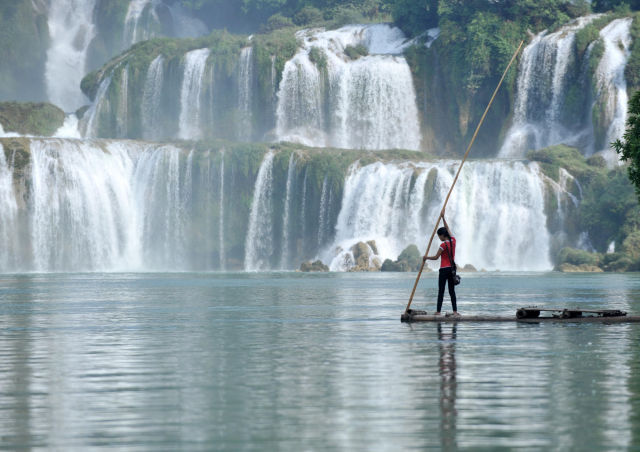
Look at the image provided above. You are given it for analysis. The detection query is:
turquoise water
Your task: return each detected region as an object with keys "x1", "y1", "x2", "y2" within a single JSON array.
[{"x1": 1, "y1": 272, "x2": 639, "y2": 450}]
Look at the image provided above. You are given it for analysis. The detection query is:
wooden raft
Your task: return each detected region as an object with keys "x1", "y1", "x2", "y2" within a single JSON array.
[{"x1": 401, "y1": 307, "x2": 640, "y2": 323}]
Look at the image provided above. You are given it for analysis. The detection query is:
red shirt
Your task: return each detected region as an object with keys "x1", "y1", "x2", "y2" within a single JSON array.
[{"x1": 439, "y1": 237, "x2": 456, "y2": 268}]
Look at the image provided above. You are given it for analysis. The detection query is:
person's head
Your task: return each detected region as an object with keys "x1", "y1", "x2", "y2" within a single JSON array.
[{"x1": 437, "y1": 227, "x2": 451, "y2": 241}]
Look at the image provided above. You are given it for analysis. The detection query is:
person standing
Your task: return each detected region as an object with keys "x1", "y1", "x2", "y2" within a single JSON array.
[{"x1": 423, "y1": 214, "x2": 459, "y2": 316}]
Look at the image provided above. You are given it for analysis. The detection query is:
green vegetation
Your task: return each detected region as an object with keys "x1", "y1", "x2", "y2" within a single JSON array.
[
  {"x1": 529, "y1": 144, "x2": 640, "y2": 271},
  {"x1": 344, "y1": 44, "x2": 368, "y2": 60},
  {"x1": 0, "y1": 102, "x2": 65, "y2": 136}
]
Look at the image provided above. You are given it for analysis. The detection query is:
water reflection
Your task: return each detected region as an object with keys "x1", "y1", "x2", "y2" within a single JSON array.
[{"x1": 438, "y1": 323, "x2": 457, "y2": 450}]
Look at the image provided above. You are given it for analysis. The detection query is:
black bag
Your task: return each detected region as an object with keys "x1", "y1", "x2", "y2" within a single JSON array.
[{"x1": 445, "y1": 238, "x2": 461, "y2": 285}]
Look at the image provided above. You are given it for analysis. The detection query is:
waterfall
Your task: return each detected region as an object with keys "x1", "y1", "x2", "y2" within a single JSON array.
[
  {"x1": 244, "y1": 152, "x2": 275, "y2": 271},
  {"x1": 142, "y1": 55, "x2": 165, "y2": 140},
  {"x1": 499, "y1": 16, "x2": 598, "y2": 158},
  {"x1": 326, "y1": 160, "x2": 554, "y2": 271},
  {"x1": 276, "y1": 53, "x2": 326, "y2": 146},
  {"x1": 275, "y1": 24, "x2": 421, "y2": 150},
  {"x1": 593, "y1": 17, "x2": 632, "y2": 164},
  {"x1": 117, "y1": 67, "x2": 130, "y2": 138},
  {"x1": 178, "y1": 48, "x2": 211, "y2": 140},
  {"x1": 123, "y1": 0, "x2": 156, "y2": 47},
  {"x1": 45, "y1": 0, "x2": 98, "y2": 111},
  {"x1": 317, "y1": 176, "x2": 331, "y2": 247},
  {"x1": 237, "y1": 47, "x2": 254, "y2": 141},
  {"x1": 219, "y1": 151, "x2": 225, "y2": 270},
  {"x1": 29, "y1": 139, "x2": 139, "y2": 271},
  {"x1": 280, "y1": 153, "x2": 296, "y2": 269},
  {"x1": 0, "y1": 144, "x2": 18, "y2": 270},
  {"x1": 82, "y1": 76, "x2": 112, "y2": 138},
  {"x1": 0, "y1": 138, "x2": 236, "y2": 272}
]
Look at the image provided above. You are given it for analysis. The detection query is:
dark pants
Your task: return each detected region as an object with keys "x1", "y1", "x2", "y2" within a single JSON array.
[{"x1": 437, "y1": 267, "x2": 457, "y2": 312}]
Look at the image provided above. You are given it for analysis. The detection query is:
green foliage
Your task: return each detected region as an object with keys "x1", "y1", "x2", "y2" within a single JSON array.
[
  {"x1": 293, "y1": 6, "x2": 323, "y2": 25},
  {"x1": 389, "y1": 0, "x2": 438, "y2": 37},
  {"x1": 614, "y1": 89, "x2": 640, "y2": 199},
  {"x1": 557, "y1": 247, "x2": 600, "y2": 266},
  {"x1": 626, "y1": 14, "x2": 640, "y2": 92},
  {"x1": 308, "y1": 47, "x2": 328, "y2": 70},
  {"x1": 265, "y1": 13, "x2": 295, "y2": 31},
  {"x1": 0, "y1": 102, "x2": 65, "y2": 136},
  {"x1": 344, "y1": 44, "x2": 369, "y2": 59}
]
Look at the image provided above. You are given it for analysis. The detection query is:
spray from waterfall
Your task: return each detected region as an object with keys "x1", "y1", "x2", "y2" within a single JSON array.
[{"x1": 45, "y1": 0, "x2": 98, "y2": 111}]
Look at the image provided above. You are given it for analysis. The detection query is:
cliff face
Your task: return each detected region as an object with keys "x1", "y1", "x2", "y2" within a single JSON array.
[{"x1": 0, "y1": 0, "x2": 49, "y2": 102}]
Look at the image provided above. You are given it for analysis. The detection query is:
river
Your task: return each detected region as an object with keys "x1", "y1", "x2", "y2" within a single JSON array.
[{"x1": 0, "y1": 272, "x2": 639, "y2": 450}]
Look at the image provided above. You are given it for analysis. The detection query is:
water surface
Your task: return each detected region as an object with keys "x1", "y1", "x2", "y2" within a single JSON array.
[{"x1": 1, "y1": 272, "x2": 639, "y2": 450}]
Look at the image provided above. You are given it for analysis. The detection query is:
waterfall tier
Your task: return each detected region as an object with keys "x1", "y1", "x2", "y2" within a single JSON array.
[{"x1": 0, "y1": 138, "x2": 580, "y2": 273}]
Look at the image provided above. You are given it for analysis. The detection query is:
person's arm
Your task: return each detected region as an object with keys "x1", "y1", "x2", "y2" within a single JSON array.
[
  {"x1": 442, "y1": 215, "x2": 453, "y2": 238},
  {"x1": 423, "y1": 248, "x2": 443, "y2": 262}
]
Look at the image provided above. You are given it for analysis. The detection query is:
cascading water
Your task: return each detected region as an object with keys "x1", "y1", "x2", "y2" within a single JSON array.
[
  {"x1": 237, "y1": 47, "x2": 254, "y2": 141},
  {"x1": 0, "y1": 138, "x2": 233, "y2": 272},
  {"x1": 219, "y1": 151, "x2": 225, "y2": 270},
  {"x1": 45, "y1": 0, "x2": 98, "y2": 111},
  {"x1": 142, "y1": 55, "x2": 165, "y2": 140},
  {"x1": 0, "y1": 144, "x2": 18, "y2": 270},
  {"x1": 326, "y1": 160, "x2": 554, "y2": 271},
  {"x1": 178, "y1": 48, "x2": 211, "y2": 140},
  {"x1": 280, "y1": 153, "x2": 296, "y2": 269},
  {"x1": 499, "y1": 16, "x2": 598, "y2": 158},
  {"x1": 275, "y1": 24, "x2": 421, "y2": 150},
  {"x1": 81, "y1": 76, "x2": 112, "y2": 138},
  {"x1": 244, "y1": 152, "x2": 275, "y2": 271},
  {"x1": 123, "y1": 0, "x2": 157, "y2": 47},
  {"x1": 117, "y1": 67, "x2": 130, "y2": 137},
  {"x1": 593, "y1": 17, "x2": 632, "y2": 164}
]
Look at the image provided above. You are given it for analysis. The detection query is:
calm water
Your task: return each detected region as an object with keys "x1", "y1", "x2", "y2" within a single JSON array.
[{"x1": 1, "y1": 271, "x2": 639, "y2": 451}]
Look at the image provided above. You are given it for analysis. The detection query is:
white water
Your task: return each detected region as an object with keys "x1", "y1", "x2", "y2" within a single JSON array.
[
  {"x1": 244, "y1": 152, "x2": 275, "y2": 271},
  {"x1": 0, "y1": 139, "x2": 234, "y2": 272},
  {"x1": 280, "y1": 153, "x2": 296, "y2": 269},
  {"x1": 593, "y1": 18, "x2": 632, "y2": 163},
  {"x1": 0, "y1": 144, "x2": 18, "y2": 269},
  {"x1": 237, "y1": 47, "x2": 254, "y2": 141},
  {"x1": 275, "y1": 24, "x2": 421, "y2": 150},
  {"x1": 123, "y1": 0, "x2": 157, "y2": 47},
  {"x1": 499, "y1": 16, "x2": 598, "y2": 158},
  {"x1": 219, "y1": 151, "x2": 225, "y2": 270},
  {"x1": 117, "y1": 67, "x2": 130, "y2": 138},
  {"x1": 142, "y1": 55, "x2": 165, "y2": 140},
  {"x1": 326, "y1": 160, "x2": 553, "y2": 272},
  {"x1": 53, "y1": 114, "x2": 82, "y2": 138},
  {"x1": 45, "y1": 0, "x2": 97, "y2": 111},
  {"x1": 178, "y1": 48, "x2": 211, "y2": 140},
  {"x1": 81, "y1": 76, "x2": 112, "y2": 138}
]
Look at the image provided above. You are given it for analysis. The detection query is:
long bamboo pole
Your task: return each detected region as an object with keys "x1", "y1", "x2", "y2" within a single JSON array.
[{"x1": 404, "y1": 39, "x2": 524, "y2": 314}]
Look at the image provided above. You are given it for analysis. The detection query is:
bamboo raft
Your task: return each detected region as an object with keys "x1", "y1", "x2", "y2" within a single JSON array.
[{"x1": 401, "y1": 307, "x2": 640, "y2": 323}]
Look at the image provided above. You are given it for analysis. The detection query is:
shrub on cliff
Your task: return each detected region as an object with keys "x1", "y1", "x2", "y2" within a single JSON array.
[{"x1": 0, "y1": 102, "x2": 65, "y2": 136}]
